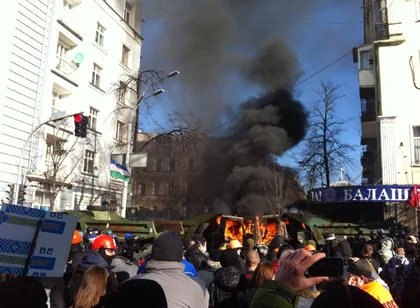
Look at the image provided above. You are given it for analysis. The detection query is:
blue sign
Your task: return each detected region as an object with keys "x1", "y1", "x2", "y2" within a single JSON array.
[{"x1": 309, "y1": 185, "x2": 418, "y2": 203}]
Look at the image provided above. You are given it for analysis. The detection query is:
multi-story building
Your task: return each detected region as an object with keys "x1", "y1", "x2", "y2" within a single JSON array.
[
  {"x1": 354, "y1": 0, "x2": 420, "y2": 224},
  {"x1": 0, "y1": 0, "x2": 142, "y2": 212},
  {"x1": 130, "y1": 133, "x2": 206, "y2": 220}
]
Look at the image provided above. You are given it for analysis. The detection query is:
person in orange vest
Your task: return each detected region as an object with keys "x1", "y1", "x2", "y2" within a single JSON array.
[{"x1": 345, "y1": 259, "x2": 398, "y2": 307}]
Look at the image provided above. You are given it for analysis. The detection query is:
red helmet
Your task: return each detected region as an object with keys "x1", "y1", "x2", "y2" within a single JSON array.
[
  {"x1": 91, "y1": 234, "x2": 117, "y2": 250},
  {"x1": 72, "y1": 230, "x2": 82, "y2": 245}
]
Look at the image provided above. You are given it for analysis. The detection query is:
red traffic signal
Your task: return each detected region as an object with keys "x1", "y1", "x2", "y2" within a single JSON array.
[{"x1": 74, "y1": 114, "x2": 83, "y2": 123}]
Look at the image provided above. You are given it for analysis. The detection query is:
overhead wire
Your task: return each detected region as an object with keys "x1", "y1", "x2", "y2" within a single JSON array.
[{"x1": 207, "y1": 50, "x2": 353, "y2": 133}]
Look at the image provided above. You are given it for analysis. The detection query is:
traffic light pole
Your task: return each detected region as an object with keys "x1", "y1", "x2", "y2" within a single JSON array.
[
  {"x1": 120, "y1": 122, "x2": 132, "y2": 218},
  {"x1": 13, "y1": 113, "x2": 83, "y2": 205}
]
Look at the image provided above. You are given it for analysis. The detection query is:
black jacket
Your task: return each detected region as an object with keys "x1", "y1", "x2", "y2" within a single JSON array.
[{"x1": 208, "y1": 266, "x2": 241, "y2": 308}]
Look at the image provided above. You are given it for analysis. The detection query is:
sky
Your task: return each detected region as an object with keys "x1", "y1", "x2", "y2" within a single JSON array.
[{"x1": 138, "y1": 0, "x2": 364, "y2": 184}]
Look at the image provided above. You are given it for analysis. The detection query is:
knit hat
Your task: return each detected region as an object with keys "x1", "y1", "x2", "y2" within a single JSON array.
[
  {"x1": 219, "y1": 249, "x2": 239, "y2": 267},
  {"x1": 152, "y1": 231, "x2": 183, "y2": 262},
  {"x1": 311, "y1": 284, "x2": 383, "y2": 308},
  {"x1": 347, "y1": 259, "x2": 372, "y2": 278},
  {"x1": 105, "y1": 279, "x2": 167, "y2": 308}
]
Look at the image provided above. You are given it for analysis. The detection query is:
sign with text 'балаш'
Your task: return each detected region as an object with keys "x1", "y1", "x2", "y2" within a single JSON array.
[
  {"x1": 0, "y1": 204, "x2": 77, "y2": 277},
  {"x1": 308, "y1": 185, "x2": 419, "y2": 203}
]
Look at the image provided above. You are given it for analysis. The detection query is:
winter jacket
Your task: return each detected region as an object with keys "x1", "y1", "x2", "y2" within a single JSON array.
[
  {"x1": 198, "y1": 268, "x2": 216, "y2": 287},
  {"x1": 338, "y1": 240, "x2": 352, "y2": 259},
  {"x1": 36, "y1": 277, "x2": 66, "y2": 308},
  {"x1": 381, "y1": 254, "x2": 412, "y2": 305},
  {"x1": 208, "y1": 266, "x2": 241, "y2": 308},
  {"x1": 250, "y1": 280, "x2": 299, "y2": 308},
  {"x1": 402, "y1": 262, "x2": 420, "y2": 308},
  {"x1": 111, "y1": 256, "x2": 139, "y2": 278},
  {"x1": 324, "y1": 240, "x2": 343, "y2": 258},
  {"x1": 131, "y1": 261, "x2": 209, "y2": 308}
]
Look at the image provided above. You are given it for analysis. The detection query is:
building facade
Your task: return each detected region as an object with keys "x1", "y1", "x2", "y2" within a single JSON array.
[
  {"x1": 354, "y1": 0, "x2": 420, "y2": 224},
  {"x1": 130, "y1": 133, "x2": 206, "y2": 220},
  {"x1": 0, "y1": 0, "x2": 142, "y2": 212}
]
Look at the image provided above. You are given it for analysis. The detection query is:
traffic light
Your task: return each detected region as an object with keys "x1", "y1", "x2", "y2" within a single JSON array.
[
  {"x1": 17, "y1": 185, "x2": 27, "y2": 205},
  {"x1": 5, "y1": 184, "x2": 15, "y2": 203},
  {"x1": 74, "y1": 114, "x2": 88, "y2": 138}
]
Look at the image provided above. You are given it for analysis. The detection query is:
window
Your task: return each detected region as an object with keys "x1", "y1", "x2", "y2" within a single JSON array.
[
  {"x1": 45, "y1": 136, "x2": 66, "y2": 171},
  {"x1": 169, "y1": 183, "x2": 174, "y2": 194},
  {"x1": 115, "y1": 120, "x2": 125, "y2": 141},
  {"x1": 137, "y1": 183, "x2": 146, "y2": 195},
  {"x1": 91, "y1": 63, "x2": 102, "y2": 88},
  {"x1": 83, "y1": 150, "x2": 95, "y2": 174},
  {"x1": 413, "y1": 126, "x2": 420, "y2": 165},
  {"x1": 170, "y1": 158, "x2": 176, "y2": 171},
  {"x1": 124, "y1": 1, "x2": 133, "y2": 24},
  {"x1": 155, "y1": 158, "x2": 161, "y2": 171},
  {"x1": 153, "y1": 183, "x2": 160, "y2": 195},
  {"x1": 56, "y1": 42, "x2": 68, "y2": 60},
  {"x1": 52, "y1": 91, "x2": 64, "y2": 113},
  {"x1": 95, "y1": 23, "x2": 105, "y2": 46},
  {"x1": 118, "y1": 80, "x2": 126, "y2": 103},
  {"x1": 360, "y1": 50, "x2": 373, "y2": 70},
  {"x1": 188, "y1": 158, "x2": 194, "y2": 171},
  {"x1": 89, "y1": 107, "x2": 98, "y2": 131},
  {"x1": 121, "y1": 45, "x2": 130, "y2": 67}
]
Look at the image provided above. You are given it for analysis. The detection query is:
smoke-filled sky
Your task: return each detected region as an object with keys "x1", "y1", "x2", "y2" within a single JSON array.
[{"x1": 138, "y1": 0, "x2": 363, "y2": 182}]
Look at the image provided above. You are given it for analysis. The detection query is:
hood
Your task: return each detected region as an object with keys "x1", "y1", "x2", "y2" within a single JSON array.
[
  {"x1": 213, "y1": 266, "x2": 241, "y2": 292},
  {"x1": 145, "y1": 260, "x2": 185, "y2": 273},
  {"x1": 111, "y1": 256, "x2": 139, "y2": 277},
  {"x1": 78, "y1": 250, "x2": 109, "y2": 271}
]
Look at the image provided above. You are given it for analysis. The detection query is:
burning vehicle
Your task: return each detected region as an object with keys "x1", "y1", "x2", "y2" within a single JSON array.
[{"x1": 182, "y1": 212, "x2": 310, "y2": 249}]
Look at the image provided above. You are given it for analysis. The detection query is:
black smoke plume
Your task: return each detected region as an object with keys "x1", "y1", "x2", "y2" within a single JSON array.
[{"x1": 142, "y1": 0, "x2": 309, "y2": 216}]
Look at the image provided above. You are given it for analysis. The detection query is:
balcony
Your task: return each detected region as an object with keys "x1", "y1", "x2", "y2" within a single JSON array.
[
  {"x1": 57, "y1": 1, "x2": 83, "y2": 40},
  {"x1": 53, "y1": 56, "x2": 79, "y2": 85},
  {"x1": 361, "y1": 99, "x2": 376, "y2": 122},
  {"x1": 375, "y1": 23, "x2": 389, "y2": 41}
]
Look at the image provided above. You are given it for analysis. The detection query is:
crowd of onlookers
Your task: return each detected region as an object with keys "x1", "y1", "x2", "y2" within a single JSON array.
[{"x1": 1, "y1": 224, "x2": 420, "y2": 308}]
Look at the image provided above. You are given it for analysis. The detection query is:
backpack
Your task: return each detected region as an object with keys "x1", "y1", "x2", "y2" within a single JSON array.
[{"x1": 64, "y1": 271, "x2": 84, "y2": 307}]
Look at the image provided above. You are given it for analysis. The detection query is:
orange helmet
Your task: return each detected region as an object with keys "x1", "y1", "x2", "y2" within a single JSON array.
[
  {"x1": 305, "y1": 244, "x2": 316, "y2": 252},
  {"x1": 91, "y1": 234, "x2": 117, "y2": 250},
  {"x1": 229, "y1": 239, "x2": 243, "y2": 249},
  {"x1": 72, "y1": 230, "x2": 82, "y2": 245}
]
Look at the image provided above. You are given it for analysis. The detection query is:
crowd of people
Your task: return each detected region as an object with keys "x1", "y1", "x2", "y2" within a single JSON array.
[{"x1": 1, "y1": 224, "x2": 420, "y2": 308}]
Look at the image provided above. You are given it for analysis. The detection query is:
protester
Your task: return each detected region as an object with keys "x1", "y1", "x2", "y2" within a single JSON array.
[
  {"x1": 0, "y1": 276, "x2": 48, "y2": 308},
  {"x1": 345, "y1": 259, "x2": 397, "y2": 307},
  {"x1": 131, "y1": 231, "x2": 209, "y2": 308},
  {"x1": 72, "y1": 266, "x2": 109, "y2": 308},
  {"x1": 250, "y1": 249, "x2": 328, "y2": 307}
]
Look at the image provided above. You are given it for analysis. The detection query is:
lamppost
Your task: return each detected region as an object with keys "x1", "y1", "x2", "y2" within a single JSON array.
[
  {"x1": 120, "y1": 70, "x2": 179, "y2": 218},
  {"x1": 134, "y1": 70, "x2": 179, "y2": 140}
]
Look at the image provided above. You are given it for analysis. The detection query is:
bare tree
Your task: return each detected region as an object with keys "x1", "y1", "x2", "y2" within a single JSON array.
[
  {"x1": 30, "y1": 119, "x2": 85, "y2": 211},
  {"x1": 262, "y1": 164, "x2": 303, "y2": 217},
  {"x1": 292, "y1": 80, "x2": 357, "y2": 189},
  {"x1": 111, "y1": 69, "x2": 172, "y2": 144}
]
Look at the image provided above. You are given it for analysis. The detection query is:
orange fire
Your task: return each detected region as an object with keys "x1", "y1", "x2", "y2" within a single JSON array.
[
  {"x1": 216, "y1": 215, "x2": 279, "y2": 246},
  {"x1": 216, "y1": 216, "x2": 244, "y2": 243}
]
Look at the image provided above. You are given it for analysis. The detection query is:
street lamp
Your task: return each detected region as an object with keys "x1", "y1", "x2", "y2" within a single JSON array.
[{"x1": 120, "y1": 72, "x2": 178, "y2": 218}]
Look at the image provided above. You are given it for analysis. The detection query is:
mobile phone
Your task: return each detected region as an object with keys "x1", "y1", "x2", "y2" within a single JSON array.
[{"x1": 308, "y1": 257, "x2": 344, "y2": 277}]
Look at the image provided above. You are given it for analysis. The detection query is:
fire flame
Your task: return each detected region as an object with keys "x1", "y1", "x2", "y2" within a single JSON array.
[{"x1": 216, "y1": 215, "x2": 279, "y2": 246}]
